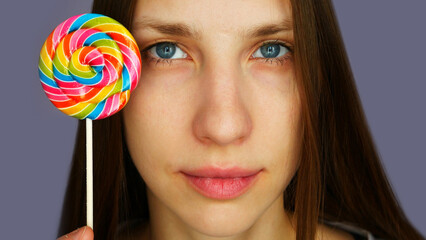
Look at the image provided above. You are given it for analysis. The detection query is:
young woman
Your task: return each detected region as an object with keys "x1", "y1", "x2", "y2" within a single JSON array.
[{"x1": 57, "y1": 0, "x2": 425, "y2": 239}]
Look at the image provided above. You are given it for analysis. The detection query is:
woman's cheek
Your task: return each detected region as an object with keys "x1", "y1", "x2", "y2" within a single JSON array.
[{"x1": 128, "y1": 61, "x2": 197, "y2": 155}]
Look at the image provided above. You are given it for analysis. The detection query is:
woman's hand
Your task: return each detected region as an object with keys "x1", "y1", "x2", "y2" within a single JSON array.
[{"x1": 57, "y1": 226, "x2": 94, "y2": 240}]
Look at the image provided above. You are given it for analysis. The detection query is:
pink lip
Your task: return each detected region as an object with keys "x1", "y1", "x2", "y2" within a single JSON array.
[{"x1": 181, "y1": 167, "x2": 262, "y2": 200}]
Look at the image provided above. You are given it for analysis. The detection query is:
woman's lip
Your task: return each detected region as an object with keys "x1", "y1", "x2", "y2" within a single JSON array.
[
  {"x1": 181, "y1": 166, "x2": 262, "y2": 178},
  {"x1": 181, "y1": 167, "x2": 262, "y2": 200}
]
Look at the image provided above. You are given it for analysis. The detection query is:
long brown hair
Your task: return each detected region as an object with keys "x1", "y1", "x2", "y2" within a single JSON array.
[{"x1": 58, "y1": 0, "x2": 424, "y2": 239}]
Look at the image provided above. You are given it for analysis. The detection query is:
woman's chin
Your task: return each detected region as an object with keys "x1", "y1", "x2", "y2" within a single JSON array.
[
  {"x1": 184, "y1": 210, "x2": 257, "y2": 238},
  {"x1": 177, "y1": 200, "x2": 265, "y2": 238}
]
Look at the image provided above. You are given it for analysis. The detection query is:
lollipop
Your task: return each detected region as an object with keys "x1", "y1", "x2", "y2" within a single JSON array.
[
  {"x1": 38, "y1": 13, "x2": 141, "y2": 229},
  {"x1": 38, "y1": 13, "x2": 141, "y2": 120}
]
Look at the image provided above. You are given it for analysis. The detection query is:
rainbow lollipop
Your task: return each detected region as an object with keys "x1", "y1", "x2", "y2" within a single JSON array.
[
  {"x1": 38, "y1": 13, "x2": 141, "y2": 229},
  {"x1": 38, "y1": 13, "x2": 141, "y2": 120}
]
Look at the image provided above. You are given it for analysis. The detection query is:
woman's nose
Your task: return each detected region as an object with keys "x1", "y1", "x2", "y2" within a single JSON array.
[{"x1": 192, "y1": 59, "x2": 252, "y2": 146}]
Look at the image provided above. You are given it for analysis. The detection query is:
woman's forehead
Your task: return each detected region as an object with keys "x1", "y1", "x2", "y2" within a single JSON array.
[{"x1": 133, "y1": 0, "x2": 293, "y2": 37}]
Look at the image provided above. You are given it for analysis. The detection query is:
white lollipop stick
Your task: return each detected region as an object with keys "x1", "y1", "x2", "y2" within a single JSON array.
[{"x1": 86, "y1": 119, "x2": 93, "y2": 229}]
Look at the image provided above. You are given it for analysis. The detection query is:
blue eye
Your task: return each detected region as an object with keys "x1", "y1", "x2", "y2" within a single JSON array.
[
  {"x1": 149, "y1": 42, "x2": 187, "y2": 59},
  {"x1": 252, "y1": 42, "x2": 289, "y2": 59}
]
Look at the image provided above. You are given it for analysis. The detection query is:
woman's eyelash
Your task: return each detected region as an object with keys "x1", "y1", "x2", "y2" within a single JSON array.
[
  {"x1": 140, "y1": 40, "x2": 293, "y2": 66},
  {"x1": 259, "y1": 39, "x2": 293, "y2": 52},
  {"x1": 139, "y1": 56, "x2": 174, "y2": 66}
]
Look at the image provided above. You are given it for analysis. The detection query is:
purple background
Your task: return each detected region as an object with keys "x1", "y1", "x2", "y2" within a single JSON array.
[{"x1": 0, "y1": 0, "x2": 424, "y2": 238}]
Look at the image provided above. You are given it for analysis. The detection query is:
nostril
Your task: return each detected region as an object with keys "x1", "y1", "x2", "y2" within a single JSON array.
[{"x1": 234, "y1": 136, "x2": 246, "y2": 145}]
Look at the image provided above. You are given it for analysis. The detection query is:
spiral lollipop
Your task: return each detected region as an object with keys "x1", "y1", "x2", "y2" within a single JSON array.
[
  {"x1": 38, "y1": 13, "x2": 141, "y2": 120},
  {"x1": 38, "y1": 13, "x2": 141, "y2": 230}
]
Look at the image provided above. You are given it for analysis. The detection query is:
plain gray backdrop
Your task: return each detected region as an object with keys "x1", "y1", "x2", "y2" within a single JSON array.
[{"x1": 0, "y1": 0, "x2": 424, "y2": 239}]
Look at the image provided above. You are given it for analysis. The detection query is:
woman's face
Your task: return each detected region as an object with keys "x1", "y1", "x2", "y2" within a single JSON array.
[{"x1": 124, "y1": 0, "x2": 301, "y2": 237}]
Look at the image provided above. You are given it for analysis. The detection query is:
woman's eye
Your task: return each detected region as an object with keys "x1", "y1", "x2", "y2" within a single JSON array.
[
  {"x1": 144, "y1": 41, "x2": 291, "y2": 66},
  {"x1": 252, "y1": 42, "x2": 289, "y2": 59},
  {"x1": 148, "y1": 42, "x2": 187, "y2": 59}
]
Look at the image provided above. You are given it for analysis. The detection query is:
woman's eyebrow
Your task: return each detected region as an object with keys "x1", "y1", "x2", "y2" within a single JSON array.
[
  {"x1": 133, "y1": 17, "x2": 293, "y2": 39},
  {"x1": 133, "y1": 17, "x2": 202, "y2": 39},
  {"x1": 244, "y1": 19, "x2": 293, "y2": 39}
]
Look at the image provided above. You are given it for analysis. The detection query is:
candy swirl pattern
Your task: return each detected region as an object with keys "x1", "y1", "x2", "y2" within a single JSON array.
[{"x1": 38, "y1": 13, "x2": 141, "y2": 120}]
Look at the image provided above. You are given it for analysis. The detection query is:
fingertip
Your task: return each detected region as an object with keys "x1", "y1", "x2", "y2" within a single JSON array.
[{"x1": 81, "y1": 226, "x2": 94, "y2": 240}]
